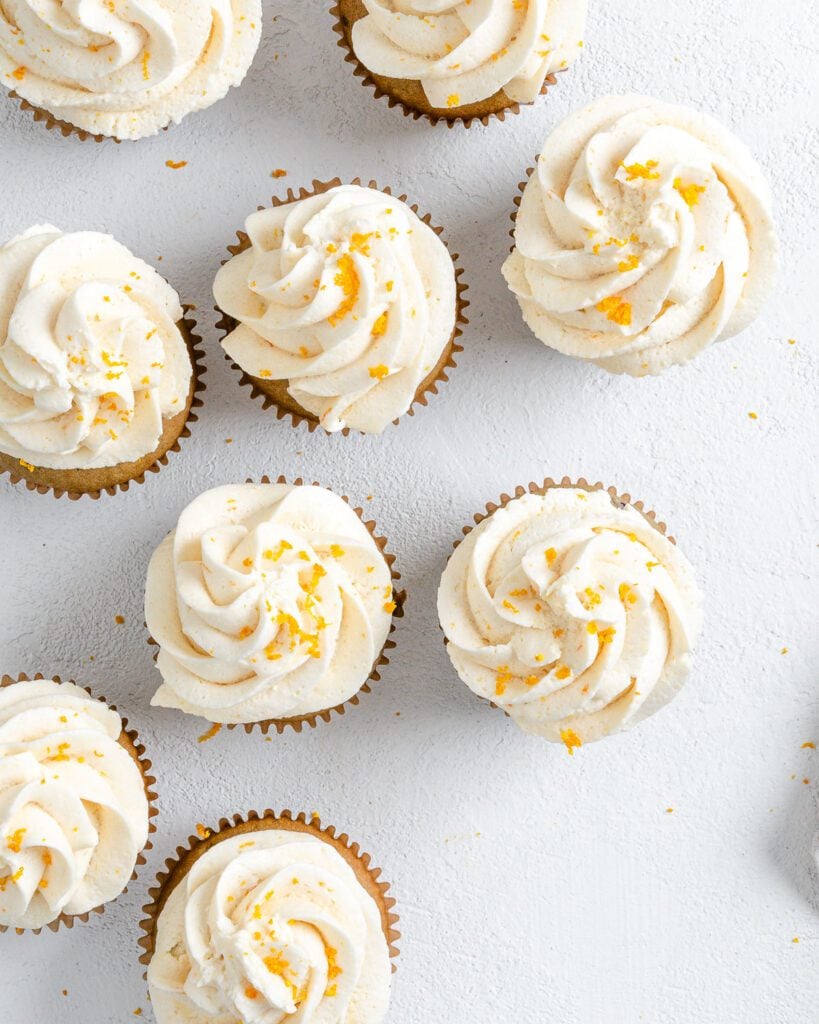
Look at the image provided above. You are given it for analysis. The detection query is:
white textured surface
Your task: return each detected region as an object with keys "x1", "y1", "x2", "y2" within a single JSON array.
[{"x1": 0, "y1": 1, "x2": 817, "y2": 1020}]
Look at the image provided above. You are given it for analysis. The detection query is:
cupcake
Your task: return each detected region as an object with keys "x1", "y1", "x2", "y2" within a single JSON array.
[
  {"x1": 145, "y1": 480, "x2": 404, "y2": 732},
  {"x1": 0, "y1": 225, "x2": 203, "y2": 499},
  {"x1": 437, "y1": 480, "x2": 702, "y2": 748},
  {"x1": 0, "y1": 0, "x2": 261, "y2": 141},
  {"x1": 0, "y1": 674, "x2": 155, "y2": 933},
  {"x1": 213, "y1": 179, "x2": 467, "y2": 434},
  {"x1": 503, "y1": 94, "x2": 779, "y2": 375},
  {"x1": 140, "y1": 810, "x2": 398, "y2": 1023},
  {"x1": 332, "y1": 0, "x2": 587, "y2": 125}
]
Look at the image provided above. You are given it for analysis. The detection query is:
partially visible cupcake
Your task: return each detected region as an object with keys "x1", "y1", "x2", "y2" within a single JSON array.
[
  {"x1": 1, "y1": 0, "x2": 261, "y2": 141},
  {"x1": 332, "y1": 0, "x2": 587, "y2": 125},
  {"x1": 0, "y1": 674, "x2": 155, "y2": 933},
  {"x1": 503, "y1": 94, "x2": 778, "y2": 375},
  {"x1": 214, "y1": 179, "x2": 466, "y2": 434},
  {"x1": 140, "y1": 810, "x2": 398, "y2": 1024},
  {"x1": 0, "y1": 225, "x2": 203, "y2": 499},
  {"x1": 145, "y1": 480, "x2": 403, "y2": 732},
  {"x1": 437, "y1": 480, "x2": 702, "y2": 748}
]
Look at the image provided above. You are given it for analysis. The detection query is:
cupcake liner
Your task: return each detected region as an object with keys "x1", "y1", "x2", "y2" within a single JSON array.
[
  {"x1": 0, "y1": 308, "x2": 207, "y2": 501},
  {"x1": 0, "y1": 672, "x2": 158, "y2": 935},
  {"x1": 8, "y1": 91, "x2": 113, "y2": 143},
  {"x1": 330, "y1": 0, "x2": 560, "y2": 128},
  {"x1": 445, "y1": 477, "x2": 676, "y2": 714},
  {"x1": 147, "y1": 474, "x2": 406, "y2": 736},
  {"x1": 215, "y1": 176, "x2": 469, "y2": 436},
  {"x1": 138, "y1": 808, "x2": 400, "y2": 971},
  {"x1": 510, "y1": 163, "x2": 537, "y2": 252}
]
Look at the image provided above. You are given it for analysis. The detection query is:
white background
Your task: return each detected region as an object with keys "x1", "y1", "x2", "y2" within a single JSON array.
[{"x1": 1, "y1": 1, "x2": 817, "y2": 1021}]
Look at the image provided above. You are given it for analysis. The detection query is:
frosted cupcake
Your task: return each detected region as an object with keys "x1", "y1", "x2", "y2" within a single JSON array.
[
  {"x1": 0, "y1": 0, "x2": 261, "y2": 141},
  {"x1": 145, "y1": 481, "x2": 403, "y2": 733},
  {"x1": 438, "y1": 480, "x2": 702, "y2": 748},
  {"x1": 140, "y1": 810, "x2": 398, "y2": 1023},
  {"x1": 0, "y1": 674, "x2": 154, "y2": 933},
  {"x1": 0, "y1": 225, "x2": 202, "y2": 499},
  {"x1": 333, "y1": 0, "x2": 587, "y2": 125},
  {"x1": 503, "y1": 94, "x2": 778, "y2": 375},
  {"x1": 214, "y1": 179, "x2": 466, "y2": 434}
]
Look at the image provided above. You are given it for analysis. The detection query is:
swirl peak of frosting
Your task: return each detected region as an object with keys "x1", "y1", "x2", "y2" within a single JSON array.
[
  {"x1": 438, "y1": 487, "x2": 702, "y2": 744},
  {"x1": 146, "y1": 483, "x2": 396, "y2": 723},
  {"x1": 503, "y1": 95, "x2": 778, "y2": 375},
  {"x1": 351, "y1": 0, "x2": 587, "y2": 108},
  {"x1": 0, "y1": 225, "x2": 192, "y2": 470},
  {"x1": 213, "y1": 184, "x2": 457, "y2": 434},
  {"x1": 0, "y1": 678, "x2": 149, "y2": 930},
  {"x1": 148, "y1": 827, "x2": 392, "y2": 1024},
  {"x1": 0, "y1": 0, "x2": 261, "y2": 139}
]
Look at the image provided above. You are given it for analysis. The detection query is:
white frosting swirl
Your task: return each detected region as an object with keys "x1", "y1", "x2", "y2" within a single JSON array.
[
  {"x1": 351, "y1": 0, "x2": 586, "y2": 107},
  {"x1": 0, "y1": 225, "x2": 192, "y2": 470},
  {"x1": 213, "y1": 184, "x2": 457, "y2": 434},
  {"x1": 148, "y1": 828, "x2": 392, "y2": 1024},
  {"x1": 503, "y1": 94, "x2": 778, "y2": 375},
  {"x1": 438, "y1": 487, "x2": 702, "y2": 744},
  {"x1": 145, "y1": 483, "x2": 396, "y2": 724},
  {"x1": 0, "y1": 678, "x2": 149, "y2": 930},
  {"x1": 0, "y1": 0, "x2": 261, "y2": 140}
]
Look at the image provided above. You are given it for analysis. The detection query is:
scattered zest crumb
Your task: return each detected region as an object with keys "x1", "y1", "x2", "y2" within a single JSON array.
[
  {"x1": 225, "y1": 438, "x2": 233, "y2": 444},
  {"x1": 792, "y1": 937, "x2": 800, "y2": 944},
  {"x1": 787, "y1": 338, "x2": 796, "y2": 346},
  {"x1": 165, "y1": 159, "x2": 187, "y2": 170},
  {"x1": 560, "y1": 728, "x2": 582, "y2": 755},
  {"x1": 18, "y1": 458, "x2": 35, "y2": 472},
  {"x1": 114, "y1": 614, "x2": 125, "y2": 625},
  {"x1": 802, "y1": 742, "x2": 815, "y2": 750},
  {"x1": 197, "y1": 723, "x2": 222, "y2": 743},
  {"x1": 195, "y1": 823, "x2": 211, "y2": 840},
  {"x1": 271, "y1": 168, "x2": 287, "y2": 178},
  {"x1": 666, "y1": 808, "x2": 674, "y2": 814},
  {"x1": 747, "y1": 411, "x2": 758, "y2": 420},
  {"x1": 133, "y1": 1011, "x2": 143, "y2": 1018},
  {"x1": 781, "y1": 647, "x2": 789, "y2": 654}
]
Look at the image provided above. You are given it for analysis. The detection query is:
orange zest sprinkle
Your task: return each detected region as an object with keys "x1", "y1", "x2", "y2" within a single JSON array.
[
  {"x1": 545, "y1": 547, "x2": 557, "y2": 565},
  {"x1": 6, "y1": 827, "x2": 26, "y2": 853},
  {"x1": 271, "y1": 169, "x2": 287, "y2": 178},
  {"x1": 597, "y1": 295, "x2": 632, "y2": 326},
  {"x1": 673, "y1": 177, "x2": 706, "y2": 208},
  {"x1": 495, "y1": 665, "x2": 512, "y2": 696},
  {"x1": 19, "y1": 459, "x2": 35, "y2": 472},
  {"x1": 195, "y1": 823, "x2": 211, "y2": 840},
  {"x1": 114, "y1": 614, "x2": 125, "y2": 624},
  {"x1": 560, "y1": 728, "x2": 583, "y2": 755},
  {"x1": 10, "y1": 66, "x2": 26, "y2": 80},
  {"x1": 368, "y1": 364, "x2": 389, "y2": 380},
  {"x1": 165, "y1": 159, "x2": 187, "y2": 170},
  {"x1": 328, "y1": 253, "x2": 360, "y2": 326},
  {"x1": 803, "y1": 742, "x2": 816, "y2": 750},
  {"x1": 371, "y1": 311, "x2": 389, "y2": 337},
  {"x1": 622, "y1": 160, "x2": 660, "y2": 181},
  {"x1": 446, "y1": 93, "x2": 461, "y2": 107}
]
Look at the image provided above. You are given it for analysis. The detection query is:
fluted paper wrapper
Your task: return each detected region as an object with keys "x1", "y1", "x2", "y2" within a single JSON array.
[
  {"x1": 330, "y1": 0, "x2": 560, "y2": 128},
  {"x1": 215, "y1": 176, "x2": 468, "y2": 436},
  {"x1": 0, "y1": 672, "x2": 158, "y2": 935},
  {"x1": 445, "y1": 477, "x2": 676, "y2": 715},
  {"x1": 147, "y1": 475, "x2": 406, "y2": 736},
  {"x1": 0, "y1": 309, "x2": 206, "y2": 501},
  {"x1": 138, "y1": 809, "x2": 400, "y2": 971}
]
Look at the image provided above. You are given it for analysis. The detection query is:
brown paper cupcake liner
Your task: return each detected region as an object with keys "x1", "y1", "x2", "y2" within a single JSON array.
[
  {"x1": 0, "y1": 308, "x2": 207, "y2": 501},
  {"x1": 330, "y1": 0, "x2": 560, "y2": 128},
  {"x1": 0, "y1": 672, "x2": 158, "y2": 935},
  {"x1": 444, "y1": 477, "x2": 676, "y2": 714},
  {"x1": 510, "y1": 163, "x2": 538, "y2": 252},
  {"x1": 215, "y1": 176, "x2": 469, "y2": 436},
  {"x1": 147, "y1": 474, "x2": 406, "y2": 736},
  {"x1": 138, "y1": 808, "x2": 400, "y2": 973},
  {"x1": 8, "y1": 91, "x2": 113, "y2": 143}
]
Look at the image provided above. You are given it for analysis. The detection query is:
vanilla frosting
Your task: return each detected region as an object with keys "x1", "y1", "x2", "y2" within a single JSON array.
[
  {"x1": 0, "y1": 678, "x2": 149, "y2": 930},
  {"x1": 148, "y1": 827, "x2": 392, "y2": 1024},
  {"x1": 0, "y1": 225, "x2": 192, "y2": 470},
  {"x1": 0, "y1": 0, "x2": 260, "y2": 140},
  {"x1": 503, "y1": 94, "x2": 778, "y2": 375},
  {"x1": 213, "y1": 184, "x2": 457, "y2": 434},
  {"x1": 145, "y1": 483, "x2": 396, "y2": 724},
  {"x1": 351, "y1": 0, "x2": 586, "y2": 108},
  {"x1": 438, "y1": 487, "x2": 702, "y2": 744}
]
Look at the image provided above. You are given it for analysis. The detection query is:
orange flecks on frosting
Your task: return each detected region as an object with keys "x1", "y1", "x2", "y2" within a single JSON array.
[
  {"x1": 555, "y1": 664, "x2": 572, "y2": 680},
  {"x1": 349, "y1": 232, "x2": 374, "y2": 255},
  {"x1": 446, "y1": 93, "x2": 460, "y2": 107},
  {"x1": 165, "y1": 159, "x2": 187, "y2": 170},
  {"x1": 622, "y1": 160, "x2": 660, "y2": 181},
  {"x1": 10, "y1": 66, "x2": 26, "y2": 80},
  {"x1": 618, "y1": 254, "x2": 640, "y2": 273},
  {"x1": 238, "y1": 625, "x2": 254, "y2": 639},
  {"x1": 141, "y1": 50, "x2": 150, "y2": 80},
  {"x1": 495, "y1": 665, "x2": 512, "y2": 696},
  {"x1": 597, "y1": 626, "x2": 616, "y2": 646},
  {"x1": 545, "y1": 547, "x2": 557, "y2": 565},
  {"x1": 587, "y1": 621, "x2": 598, "y2": 635},
  {"x1": 581, "y1": 586, "x2": 601, "y2": 609},
  {"x1": 6, "y1": 827, "x2": 26, "y2": 853},
  {"x1": 371, "y1": 311, "x2": 389, "y2": 337},
  {"x1": 197, "y1": 723, "x2": 222, "y2": 743},
  {"x1": 264, "y1": 539, "x2": 293, "y2": 562},
  {"x1": 560, "y1": 728, "x2": 583, "y2": 755},
  {"x1": 369, "y1": 363, "x2": 389, "y2": 380},
  {"x1": 245, "y1": 985, "x2": 259, "y2": 1000},
  {"x1": 597, "y1": 295, "x2": 633, "y2": 327},
  {"x1": 0, "y1": 867, "x2": 24, "y2": 892},
  {"x1": 383, "y1": 599, "x2": 397, "y2": 613},
  {"x1": 242, "y1": 557, "x2": 253, "y2": 568},
  {"x1": 619, "y1": 582, "x2": 638, "y2": 606},
  {"x1": 328, "y1": 254, "x2": 360, "y2": 326},
  {"x1": 673, "y1": 177, "x2": 706, "y2": 208},
  {"x1": 502, "y1": 599, "x2": 519, "y2": 614},
  {"x1": 329, "y1": 544, "x2": 345, "y2": 558}
]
